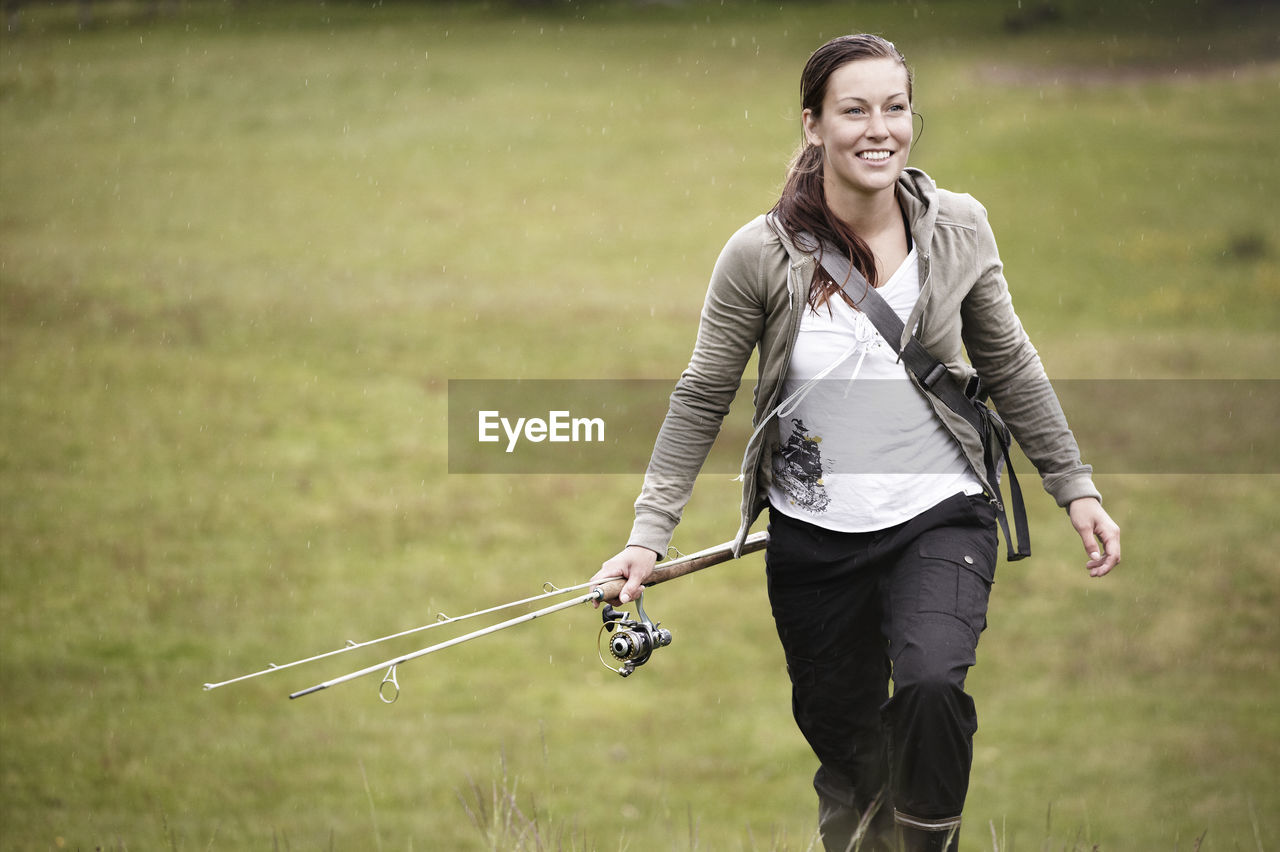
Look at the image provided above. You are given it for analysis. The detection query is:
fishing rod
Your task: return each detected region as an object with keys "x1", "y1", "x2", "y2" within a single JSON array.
[
  {"x1": 202, "y1": 581, "x2": 598, "y2": 692},
  {"x1": 203, "y1": 531, "x2": 769, "y2": 703}
]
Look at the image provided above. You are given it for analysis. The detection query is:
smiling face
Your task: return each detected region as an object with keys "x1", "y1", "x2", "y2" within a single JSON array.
[{"x1": 802, "y1": 56, "x2": 914, "y2": 204}]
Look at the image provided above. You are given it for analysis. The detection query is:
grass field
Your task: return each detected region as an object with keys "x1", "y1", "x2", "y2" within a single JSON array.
[{"x1": 2, "y1": 1, "x2": 1278, "y2": 849}]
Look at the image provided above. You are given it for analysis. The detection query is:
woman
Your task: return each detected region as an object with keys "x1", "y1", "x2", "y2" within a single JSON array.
[{"x1": 592, "y1": 35, "x2": 1120, "y2": 852}]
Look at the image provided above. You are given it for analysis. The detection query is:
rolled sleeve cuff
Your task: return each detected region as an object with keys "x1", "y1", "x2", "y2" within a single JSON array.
[
  {"x1": 628, "y1": 509, "x2": 679, "y2": 557},
  {"x1": 1044, "y1": 468, "x2": 1102, "y2": 508}
]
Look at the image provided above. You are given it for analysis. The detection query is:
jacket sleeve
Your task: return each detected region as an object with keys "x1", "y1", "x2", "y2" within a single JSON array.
[
  {"x1": 960, "y1": 203, "x2": 1102, "y2": 508},
  {"x1": 628, "y1": 224, "x2": 768, "y2": 554}
]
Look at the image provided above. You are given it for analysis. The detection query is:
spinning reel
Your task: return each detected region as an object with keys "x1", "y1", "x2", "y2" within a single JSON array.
[{"x1": 598, "y1": 593, "x2": 672, "y2": 677}]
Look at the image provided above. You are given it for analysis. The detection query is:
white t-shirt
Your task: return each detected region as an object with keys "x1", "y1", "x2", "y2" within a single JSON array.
[{"x1": 767, "y1": 248, "x2": 984, "y2": 532}]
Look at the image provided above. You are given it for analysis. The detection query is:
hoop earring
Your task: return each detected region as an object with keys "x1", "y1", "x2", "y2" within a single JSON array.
[{"x1": 911, "y1": 111, "x2": 925, "y2": 154}]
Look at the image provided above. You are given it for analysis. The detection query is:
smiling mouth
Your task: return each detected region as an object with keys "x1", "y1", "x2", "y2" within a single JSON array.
[{"x1": 857, "y1": 150, "x2": 894, "y2": 161}]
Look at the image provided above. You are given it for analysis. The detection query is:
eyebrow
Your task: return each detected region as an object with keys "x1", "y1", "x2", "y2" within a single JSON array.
[{"x1": 835, "y1": 93, "x2": 909, "y2": 104}]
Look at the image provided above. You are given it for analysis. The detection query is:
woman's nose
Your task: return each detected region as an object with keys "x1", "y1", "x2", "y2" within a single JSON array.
[{"x1": 866, "y1": 110, "x2": 889, "y2": 138}]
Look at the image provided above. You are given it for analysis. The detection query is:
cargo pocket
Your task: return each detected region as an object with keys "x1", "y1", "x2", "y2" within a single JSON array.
[{"x1": 916, "y1": 545, "x2": 996, "y2": 640}]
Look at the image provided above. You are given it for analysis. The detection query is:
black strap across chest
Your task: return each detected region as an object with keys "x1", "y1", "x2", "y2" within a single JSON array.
[{"x1": 810, "y1": 241, "x2": 1031, "y2": 560}]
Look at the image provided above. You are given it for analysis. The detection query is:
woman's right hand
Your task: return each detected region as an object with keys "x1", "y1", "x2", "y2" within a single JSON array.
[{"x1": 590, "y1": 545, "x2": 659, "y2": 605}]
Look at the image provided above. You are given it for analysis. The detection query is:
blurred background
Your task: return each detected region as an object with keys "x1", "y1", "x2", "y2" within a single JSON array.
[{"x1": 2, "y1": 1, "x2": 1277, "y2": 848}]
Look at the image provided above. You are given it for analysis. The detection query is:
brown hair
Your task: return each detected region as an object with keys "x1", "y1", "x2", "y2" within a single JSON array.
[{"x1": 769, "y1": 34, "x2": 913, "y2": 309}]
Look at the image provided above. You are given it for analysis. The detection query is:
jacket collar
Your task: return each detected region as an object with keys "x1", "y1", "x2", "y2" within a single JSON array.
[{"x1": 896, "y1": 167, "x2": 938, "y2": 251}]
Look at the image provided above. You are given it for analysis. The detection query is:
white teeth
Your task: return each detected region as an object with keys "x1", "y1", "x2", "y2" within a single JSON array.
[{"x1": 858, "y1": 150, "x2": 892, "y2": 161}]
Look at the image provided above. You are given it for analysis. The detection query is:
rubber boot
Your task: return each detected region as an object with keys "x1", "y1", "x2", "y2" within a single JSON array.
[{"x1": 896, "y1": 823, "x2": 960, "y2": 852}]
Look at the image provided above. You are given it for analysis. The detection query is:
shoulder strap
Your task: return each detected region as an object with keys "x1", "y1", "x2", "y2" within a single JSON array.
[
  {"x1": 815, "y1": 248, "x2": 980, "y2": 428},
  {"x1": 811, "y1": 242, "x2": 1031, "y2": 560}
]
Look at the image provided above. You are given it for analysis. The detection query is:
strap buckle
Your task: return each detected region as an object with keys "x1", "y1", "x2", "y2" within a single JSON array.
[{"x1": 921, "y1": 362, "x2": 948, "y2": 389}]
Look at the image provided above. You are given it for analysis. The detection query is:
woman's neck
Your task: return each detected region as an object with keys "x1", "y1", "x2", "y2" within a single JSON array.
[
  {"x1": 825, "y1": 181, "x2": 909, "y2": 283},
  {"x1": 826, "y1": 183, "x2": 901, "y2": 236}
]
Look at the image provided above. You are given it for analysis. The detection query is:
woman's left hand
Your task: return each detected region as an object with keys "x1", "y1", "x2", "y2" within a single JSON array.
[{"x1": 1067, "y1": 497, "x2": 1121, "y2": 578}]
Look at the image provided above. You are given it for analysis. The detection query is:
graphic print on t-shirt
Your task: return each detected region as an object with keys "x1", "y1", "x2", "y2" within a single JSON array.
[{"x1": 773, "y1": 418, "x2": 830, "y2": 512}]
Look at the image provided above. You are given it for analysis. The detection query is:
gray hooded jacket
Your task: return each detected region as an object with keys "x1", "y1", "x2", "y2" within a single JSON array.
[{"x1": 629, "y1": 168, "x2": 1100, "y2": 557}]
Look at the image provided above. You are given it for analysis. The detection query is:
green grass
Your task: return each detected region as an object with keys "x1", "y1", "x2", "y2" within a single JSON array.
[{"x1": 2, "y1": 1, "x2": 1278, "y2": 849}]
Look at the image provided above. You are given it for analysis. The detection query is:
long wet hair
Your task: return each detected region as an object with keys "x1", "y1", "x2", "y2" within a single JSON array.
[{"x1": 769, "y1": 34, "x2": 913, "y2": 310}]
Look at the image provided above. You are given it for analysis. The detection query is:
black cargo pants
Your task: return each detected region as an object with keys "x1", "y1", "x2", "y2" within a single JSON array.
[{"x1": 766, "y1": 492, "x2": 999, "y2": 851}]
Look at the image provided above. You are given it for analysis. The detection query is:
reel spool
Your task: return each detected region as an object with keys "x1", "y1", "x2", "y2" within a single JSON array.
[{"x1": 597, "y1": 593, "x2": 672, "y2": 677}]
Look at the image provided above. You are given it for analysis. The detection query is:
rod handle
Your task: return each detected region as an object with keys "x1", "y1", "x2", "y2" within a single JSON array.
[{"x1": 592, "y1": 530, "x2": 768, "y2": 605}]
